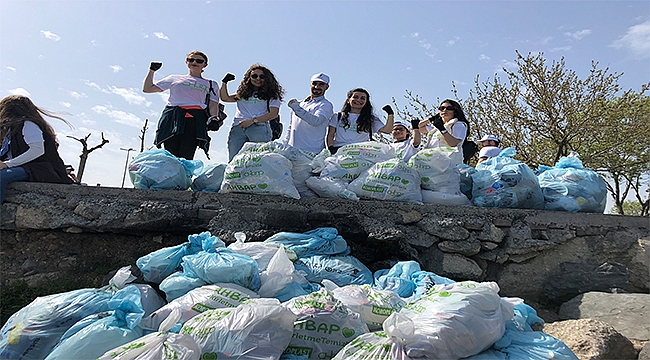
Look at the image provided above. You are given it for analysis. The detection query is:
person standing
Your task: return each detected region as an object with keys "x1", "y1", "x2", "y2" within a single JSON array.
[
  {"x1": 326, "y1": 88, "x2": 394, "y2": 154},
  {"x1": 284, "y1": 73, "x2": 334, "y2": 155},
  {"x1": 391, "y1": 119, "x2": 421, "y2": 163},
  {"x1": 418, "y1": 99, "x2": 470, "y2": 165},
  {"x1": 143, "y1": 50, "x2": 220, "y2": 160},
  {"x1": 220, "y1": 64, "x2": 284, "y2": 161},
  {"x1": 0, "y1": 95, "x2": 72, "y2": 203}
]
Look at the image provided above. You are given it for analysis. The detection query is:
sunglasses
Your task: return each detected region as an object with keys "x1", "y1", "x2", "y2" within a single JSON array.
[
  {"x1": 186, "y1": 58, "x2": 205, "y2": 64},
  {"x1": 250, "y1": 73, "x2": 266, "y2": 80},
  {"x1": 439, "y1": 105, "x2": 455, "y2": 111}
]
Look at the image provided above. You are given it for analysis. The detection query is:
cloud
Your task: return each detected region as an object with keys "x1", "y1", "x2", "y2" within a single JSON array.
[
  {"x1": 6, "y1": 66, "x2": 16, "y2": 72},
  {"x1": 8, "y1": 88, "x2": 30, "y2": 96},
  {"x1": 564, "y1": 29, "x2": 591, "y2": 40},
  {"x1": 110, "y1": 65, "x2": 123, "y2": 73},
  {"x1": 610, "y1": 20, "x2": 650, "y2": 59},
  {"x1": 407, "y1": 32, "x2": 433, "y2": 52},
  {"x1": 479, "y1": 54, "x2": 491, "y2": 61},
  {"x1": 540, "y1": 36, "x2": 553, "y2": 45},
  {"x1": 447, "y1": 37, "x2": 460, "y2": 46},
  {"x1": 69, "y1": 91, "x2": 88, "y2": 99},
  {"x1": 84, "y1": 80, "x2": 103, "y2": 91},
  {"x1": 550, "y1": 46, "x2": 572, "y2": 52},
  {"x1": 154, "y1": 32, "x2": 169, "y2": 40},
  {"x1": 107, "y1": 86, "x2": 152, "y2": 107},
  {"x1": 60, "y1": 102, "x2": 72, "y2": 108},
  {"x1": 91, "y1": 40, "x2": 98, "y2": 46},
  {"x1": 92, "y1": 105, "x2": 143, "y2": 128},
  {"x1": 40, "y1": 30, "x2": 61, "y2": 41}
]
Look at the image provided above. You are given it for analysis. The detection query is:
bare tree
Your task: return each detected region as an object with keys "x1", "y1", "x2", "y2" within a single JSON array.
[
  {"x1": 139, "y1": 118, "x2": 149, "y2": 153},
  {"x1": 67, "y1": 132, "x2": 109, "y2": 182}
]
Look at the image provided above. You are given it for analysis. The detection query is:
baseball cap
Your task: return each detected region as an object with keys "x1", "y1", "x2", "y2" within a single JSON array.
[
  {"x1": 479, "y1": 146, "x2": 502, "y2": 159},
  {"x1": 479, "y1": 134, "x2": 499, "y2": 142},
  {"x1": 393, "y1": 121, "x2": 410, "y2": 129},
  {"x1": 310, "y1": 73, "x2": 330, "y2": 84}
]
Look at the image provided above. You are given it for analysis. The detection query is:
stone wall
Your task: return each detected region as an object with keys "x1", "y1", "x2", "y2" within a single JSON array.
[{"x1": 1, "y1": 182, "x2": 648, "y2": 308}]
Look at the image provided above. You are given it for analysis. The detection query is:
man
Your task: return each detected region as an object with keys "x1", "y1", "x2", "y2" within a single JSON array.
[
  {"x1": 284, "y1": 73, "x2": 334, "y2": 154},
  {"x1": 479, "y1": 134, "x2": 500, "y2": 148}
]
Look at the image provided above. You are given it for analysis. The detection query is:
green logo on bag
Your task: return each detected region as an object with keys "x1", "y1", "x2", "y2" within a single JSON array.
[
  {"x1": 362, "y1": 184, "x2": 385, "y2": 193},
  {"x1": 421, "y1": 177, "x2": 430, "y2": 182},
  {"x1": 401, "y1": 179, "x2": 409, "y2": 185},
  {"x1": 342, "y1": 327, "x2": 356, "y2": 338},
  {"x1": 284, "y1": 346, "x2": 313, "y2": 357},
  {"x1": 252, "y1": 157, "x2": 262, "y2": 162},
  {"x1": 340, "y1": 162, "x2": 359, "y2": 169},
  {"x1": 201, "y1": 353, "x2": 218, "y2": 360},
  {"x1": 225, "y1": 172, "x2": 241, "y2": 179},
  {"x1": 258, "y1": 183, "x2": 268, "y2": 189}
]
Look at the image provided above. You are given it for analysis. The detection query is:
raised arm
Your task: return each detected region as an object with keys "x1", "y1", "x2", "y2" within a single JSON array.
[
  {"x1": 220, "y1": 73, "x2": 238, "y2": 103},
  {"x1": 378, "y1": 105, "x2": 395, "y2": 134},
  {"x1": 142, "y1": 62, "x2": 163, "y2": 93},
  {"x1": 411, "y1": 119, "x2": 422, "y2": 147}
]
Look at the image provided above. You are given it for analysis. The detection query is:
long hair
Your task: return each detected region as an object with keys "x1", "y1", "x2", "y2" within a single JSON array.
[
  {"x1": 339, "y1": 88, "x2": 375, "y2": 134},
  {"x1": 236, "y1": 63, "x2": 284, "y2": 102},
  {"x1": 441, "y1": 98, "x2": 470, "y2": 137},
  {"x1": 0, "y1": 95, "x2": 71, "y2": 141}
]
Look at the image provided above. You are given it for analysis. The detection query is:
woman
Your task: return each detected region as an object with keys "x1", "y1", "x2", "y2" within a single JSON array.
[
  {"x1": 220, "y1": 64, "x2": 284, "y2": 161},
  {"x1": 326, "y1": 88, "x2": 394, "y2": 154},
  {"x1": 418, "y1": 99, "x2": 470, "y2": 165},
  {"x1": 391, "y1": 119, "x2": 421, "y2": 163},
  {"x1": 0, "y1": 95, "x2": 72, "y2": 203},
  {"x1": 143, "y1": 50, "x2": 220, "y2": 160}
]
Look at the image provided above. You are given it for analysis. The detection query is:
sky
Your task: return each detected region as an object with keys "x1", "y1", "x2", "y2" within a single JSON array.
[{"x1": 1, "y1": 1, "x2": 648, "y2": 200}]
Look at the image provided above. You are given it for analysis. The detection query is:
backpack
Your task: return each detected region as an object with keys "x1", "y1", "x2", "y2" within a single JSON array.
[
  {"x1": 267, "y1": 99, "x2": 282, "y2": 140},
  {"x1": 205, "y1": 80, "x2": 227, "y2": 131},
  {"x1": 462, "y1": 140, "x2": 479, "y2": 164}
]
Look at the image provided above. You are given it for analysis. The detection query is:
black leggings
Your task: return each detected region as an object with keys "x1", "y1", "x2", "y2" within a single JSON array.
[{"x1": 163, "y1": 118, "x2": 198, "y2": 160}]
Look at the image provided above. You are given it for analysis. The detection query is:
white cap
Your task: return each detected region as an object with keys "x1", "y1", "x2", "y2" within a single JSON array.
[
  {"x1": 310, "y1": 72, "x2": 330, "y2": 84},
  {"x1": 479, "y1": 134, "x2": 499, "y2": 142},
  {"x1": 393, "y1": 121, "x2": 410, "y2": 129},
  {"x1": 479, "y1": 146, "x2": 502, "y2": 159}
]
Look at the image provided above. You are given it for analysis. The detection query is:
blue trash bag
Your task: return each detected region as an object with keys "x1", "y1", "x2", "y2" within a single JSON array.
[
  {"x1": 158, "y1": 271, "x2": 208, "y2": 302},
  {"x1": 373, "y1": 261, "x2": 421, "y2": 297},
  {"x1": 128, "y1": 148, "x2": 203, "y2": 190},
  {"x1": 136, "y1": 231, "x2": 225, "y2": 284},
  {"x1": 458, "y1": 163, "x2": 477, "y2": 200},
  {"x1": 411, "y1": 270, "x2": 457, "y2": 300},
  {"x1": 472, "y1": 148, "x2": 544, "y2": 209},
  {"x1": 44, "y1": 285, "x2": 145, "y2": 360},
  {"x1": 507, "y1": 301, "x2": 545, "y2": 332},
  {"x1": 264, "y1": 227, "x2": 350, "y2": 257},
  {"x1": 294, "y1": 254, "x2": 374, "y2": 286},
  {"x1": 537, "y1": 156, "x2": 608, "y2": 213},
  {"x1": 0, "y1": 287, "x2": 115, "y2": 359},
  {"x1": 466, "y1": 329, "x2": 578, "y2": 360},
  {"x1": 191, "y1": 163, "x2": 227, "y2": 192}
]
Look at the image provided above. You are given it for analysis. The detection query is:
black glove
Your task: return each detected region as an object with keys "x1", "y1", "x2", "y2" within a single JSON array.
[
  {"x1": 411, "y1": 119, "x2": 420, "y2": 129},
  {"x1": 429, "y1": 114, "x2": 446, "y2": 132},
  {"x1": 382, "y1": 105, "x2": 394, "y2": 115},
  {"x1": 222, "y1": 73, "x2": 236, "y2": 83},
  {"x1": 149, "y1": 62, "x2": 162, "y2": 71}
]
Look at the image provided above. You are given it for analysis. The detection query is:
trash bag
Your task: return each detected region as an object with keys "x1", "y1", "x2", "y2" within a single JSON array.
[
  {"x1": 466, "y1": 329, "x2": 579, "y2": 360},
  {"x1": 373, "y1": 261, "x2": 421, "y2": 298},
  {"x1": 97, "y1": 331, "x2": 202, "y2": 360},
  {"x1": 421, "y1": 189, "x2": 472, "y2": 206},
  {"x1": 472, "y1": 148, "x2": 544, "y2": 209},
  {"x1": 221, "y1": 151, "x2": 300, "y2": 199},
  {"x1": 190, "y1": 163, "x2": 227, "y2": 192},
  {"x1": 0, "y1": 287, "x2": 116, "y2": 359},
  {"x1": 158, "y1": 271, "x2": 208, "y2": 302},
  {"x1": 129, "y1": 149, "x2": 203, "y2": 190},
  {"x1": 458, "y1": 163, "x2": 477, "y2": 200},
  {"x1": 305, "y1": 176, "x2": 360, "y2": 200},
  {"x1": 348, "y1": 158, "x2": 422, "y2": 203},
  {"x1": 537, "y1": 156, "x2": 607, "y2": 213},
  {"x1": 228, "y1": 232, "x2": 297, "y2": 272},
  {"x1": 264, "y1": 227, "x2": 350, "y2": 258},
  {"x1": 327, "y1": 283, "x2": 406, "y2": 331},
  {"x1": 44, "y1": 285, "x2": 145, "y2": 360},
  {"x1": 283, "y1": 289, "x2": 370, "y2": 359},
  {"x1": 410, "y1": 270, "x2": 456, "y2": 300},
  {"x1": 382, "y1": 281, "x2": 515, "y2": 359},
  {"x1": 320, "y1": 142, "x2": 396, "y2": 182},
  {"x1": 332, "y1": 331, "x2": 409, "y2": 360},
  {"x1": 180, "y1": 298, "x2": 297, "y2": 359},
  {"x1": 136, "y1": 231, "x2": 225, "y2": 284},
  {"x1": 258, "y1": 247, "x2": 312, "y2": 300},
  {"x1": 408, "y1": 148, "x2": 461, "y2": 193},
  {"x1": 139, "y1": 283, "x2": 259, "y2": 333},
  {"x1": 294, "y1": 254, "x2": 374, "y2": 287}
]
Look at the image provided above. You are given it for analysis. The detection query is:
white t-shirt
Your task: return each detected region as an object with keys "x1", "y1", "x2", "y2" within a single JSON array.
[
  {"x1": 4, "y1": 121, "x2": 45, "y2": 167},
  {"x1": 391, "y1": 139, "x2": 418, "y2": 163},
  {"x1": 233, "y1": 93, "x2": 281, "y2": 126},
  {"x1": 424, "y1": 120, "x2": 467, "y2": 148},
  {"x1": 155, "y1": 74, "x2": 219, "y2": 108},
  {"x1": 329, "y1": 113, "x2": 384, "y2": 147},
  {"x1": 284, "y1": 96, "x2": 334, "y2": 154}
]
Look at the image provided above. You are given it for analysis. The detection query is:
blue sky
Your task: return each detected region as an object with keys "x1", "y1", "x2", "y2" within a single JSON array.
[{"x1": 1, "y1": 0, "x2": 648, "y2": 192}]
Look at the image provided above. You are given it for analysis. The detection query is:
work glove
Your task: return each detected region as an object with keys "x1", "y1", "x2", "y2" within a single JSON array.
[
  {"x1": 222, "y1": 73, "x2": 236, "y2": 83},
  {"x1": 382, "y1": 105, "x2": 394, "y2": 115},
  {"x1": 429, "y1": 114, "x2": 446, "y2": 132},
  {"x1": 411, "y1": 119, "x2": 420, "y2": 129},
  {"x1": 149, "y1": 62, "x2": 162, "y2": 71}
]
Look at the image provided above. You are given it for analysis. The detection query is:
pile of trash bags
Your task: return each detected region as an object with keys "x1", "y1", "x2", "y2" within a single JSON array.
[
  {"x1": 0, "y1": 228, "x2": 579, "y2": 360},
  {"x1": 127, "y1": 143, "x2": 608, "y2": 213}
]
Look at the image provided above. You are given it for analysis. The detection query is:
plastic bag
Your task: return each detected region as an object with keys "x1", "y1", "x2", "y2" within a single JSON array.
[
  {"x1": 190, "y1": 163, "x2": 227, "y2": 192},
  {"x1": 0, "y1": 287, "x2": 115, "y2": 359},
  {"x1": 97, "y1": 331, "x2": 202, "y2": 360},
  {"x1": 283, "y1": 289, "x2": 370, "y2": 359},
  {"x1": 228, "y1": 232, "x2": 297, "y2": 271},
  {"x1": 320, "y1": 142, "x2": 396, "y2": 182},
  {"x1": 466, "y1": 329, "x2": 579, "y2": 360},
  {"x1": 421, "y1": 189, "x2": 472, "y2": 206},
  {"x1": 537, "y1": 156, "x2": 607, "y2": 213},
  {"x1": 382, "y1": 281, "x2": 515, "y2": 359},
  {"x1": 221, "y1": 151, "x2": 300, "y2": 199},
  {"x1": 348, "y1": 158, "x2": 422, "y2": 203},
  {"x1": 44, "y1": 285, "x2": 145, "y2": 360},
  {"x1": 129, "y1": 149, "x2": 203, "y2": 190},
  {"x1": 180, "y1": 298, "x2": 297, "y2": 359},
  {"x1": 332, "y1": 331, "x2": 409, "y2": 360},
  {"x1": 305, "y1": 176, "x2": 360, "y2": 200},
  {"x1": 294, "y1": 254, "x2": 374, "y2": 287},
  {"x1": 408, "y1": 147, "x2": 461, "y2": 192},
  {"x1": 139, "y1": 283, "x2": 259, "y2": 332},
  {"x1": 472, "y1": 148, "x2": 544, "y2": 209},
  {"x1": 264, "y1": 227, "x2": 350, "y2": 258},
  {"x1": 158, "y1": 271, "x2": 208, "y2": 302},
  {"x1": 328, "y1": 283, "x2": 406, "y2": 331},
  {"x1": 258, "y1": 247, "x2": 311, "y2": 299},
  {"x1": 458, "y1": 163, "x2": 477, "y2": 199},
  {"x1": 136, "y1": 231, "x2": 225, "y2": 284}
]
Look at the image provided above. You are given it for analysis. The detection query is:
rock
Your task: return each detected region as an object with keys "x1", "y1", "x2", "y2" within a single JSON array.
[
  {"x1": 418, "y1": 216, "x2": 470, "y2": 241},
  {"x1": 639, "y1": 341, "x2": 650, "y2": 360},
  {"x1": 542, "y1": 319, "x2": 637, "y2": 360},
  {"x1": 543, "y1": 262, "x2": 629, "y2": 303},
  {"x1": 441, "y1": 253, "x2": 483, "y2": 280},
  {"x1": 438, "y1": 239, "x2": 481, "y2": 256},
  {"x1": 559, "y1": 292, "x2": 650, "y2": 341},
  {"x1": 475, "y1": 223, "x2": 505, "y2": 243}
]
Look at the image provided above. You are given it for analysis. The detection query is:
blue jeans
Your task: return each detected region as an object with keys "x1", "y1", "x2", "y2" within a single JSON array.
[
  {"x1": 227, "y1": 123, "x2": 272, "y2": 161},
  {"x1": 1, "y1": 166, "x2": 29, "y2": 203}
]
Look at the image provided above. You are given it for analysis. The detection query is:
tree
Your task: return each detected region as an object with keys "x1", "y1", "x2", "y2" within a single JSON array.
[
  {"x1": 67, "y1": 132, "x2": 109, "y2": 182},
  {"x1": 393, "y1": 51, "x2": 649, "y2": 214},
  {"x1": 139, "y1": 118, "x2": 149, "y2": 153}
]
